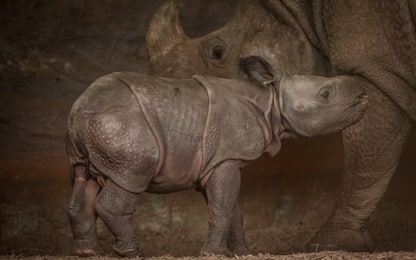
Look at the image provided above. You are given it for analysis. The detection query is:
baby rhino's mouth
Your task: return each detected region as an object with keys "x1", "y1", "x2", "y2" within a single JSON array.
[
  {"x1": 359, "y1": 94, "x2": 369, "y2": 105},
  {"x1": 355, "y1": 93, "x2": 369, "y2": 107}
]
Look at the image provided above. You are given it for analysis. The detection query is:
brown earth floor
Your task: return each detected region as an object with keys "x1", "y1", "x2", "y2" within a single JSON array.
[
  {"x1": 1, "y1": 0, "x2": 416, "y2": 258},
  {"x1": 1, "y1": 133, "x2": 416, "y2": 257},
  {"x1": 2, "y1": 252, "x2": 416, "y2": 260}
]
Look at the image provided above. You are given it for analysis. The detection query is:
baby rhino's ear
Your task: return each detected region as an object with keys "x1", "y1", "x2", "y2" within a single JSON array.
[{"x1": 239, "y1": 56, "x2": 280, "y2": 87}]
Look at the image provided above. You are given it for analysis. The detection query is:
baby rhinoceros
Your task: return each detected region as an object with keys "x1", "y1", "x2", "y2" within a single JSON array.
[{"x1": 66, "y1": 58, "x2": 368, "y2": 257}]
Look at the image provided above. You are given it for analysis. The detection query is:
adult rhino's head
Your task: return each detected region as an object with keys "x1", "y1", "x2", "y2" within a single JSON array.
[
  {"x1": 241, "y1": 56, "x2": 368, "y2": 138},
  {"x1": 146, "y1": 0, "x2": 328, "y2": 79},
  {"x1": 146, "y1": 0, "x2": 247, "y2": 78}
]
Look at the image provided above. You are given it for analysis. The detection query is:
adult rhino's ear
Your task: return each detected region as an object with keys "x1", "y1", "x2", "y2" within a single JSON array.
[{"x1": 239, "y1": 56, "x2": 281, "y2": 87}]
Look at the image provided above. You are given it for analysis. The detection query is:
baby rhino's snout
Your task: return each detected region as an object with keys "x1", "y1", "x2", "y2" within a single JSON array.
[
  {"x1": 353, "y1": 84, "x2": 369, "y2": 110},
  {"x1": 358, "y1": 93, "x2": 369, "y2": 106},
  {"x1": 343, "y1": 77, "x2": 368, "y2": 110}
]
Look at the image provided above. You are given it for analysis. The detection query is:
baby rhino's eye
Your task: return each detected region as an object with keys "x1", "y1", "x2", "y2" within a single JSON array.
[{"x1": 319, "y1": 86, "x2": 332, "y2": 102}]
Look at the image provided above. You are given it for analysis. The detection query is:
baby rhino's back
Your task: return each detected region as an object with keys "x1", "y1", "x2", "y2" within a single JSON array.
[{"x1": 68, "y1": 72, "x2": 209, "y2": 193}]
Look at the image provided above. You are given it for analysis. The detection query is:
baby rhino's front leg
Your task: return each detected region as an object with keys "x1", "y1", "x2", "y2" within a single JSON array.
[{"x1": 201, "y1": 160, "x2": 245, "y2": 256}]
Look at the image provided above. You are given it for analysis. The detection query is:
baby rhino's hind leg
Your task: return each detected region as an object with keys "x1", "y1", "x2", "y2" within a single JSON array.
[
  {"x1": 95, "y1": 179, "x2": 141, "y2": 257},
  {"x1": 67, "y1": 162, "x2": 101, "y2": 256}
]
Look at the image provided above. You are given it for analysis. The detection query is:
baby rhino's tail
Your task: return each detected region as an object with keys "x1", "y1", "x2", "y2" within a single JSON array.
[{"x1": 65, "y1": 130, "x2": 89, "y2": 185}]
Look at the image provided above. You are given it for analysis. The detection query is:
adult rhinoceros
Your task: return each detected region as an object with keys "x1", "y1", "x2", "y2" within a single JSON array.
[{"x1": 146, "y1": 0, "x2": 416, "y2": 252}]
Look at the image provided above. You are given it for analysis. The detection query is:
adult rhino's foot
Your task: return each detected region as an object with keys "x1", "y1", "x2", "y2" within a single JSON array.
[
  {"x1": 113, "y1": 240, "x2": 143, "y2": 258},
  {"x1": 229, "y1": 241, "x2": 250, "y2": 256},
  {"x1": 73, "y1": 238, "x2": 99, "y2": 257},
  {"x1": 201, "y1": 242, "x2": 233, "y2": 257},
  {"x1": 305, "y1": 225, "x2": 373, "y2": 252}
]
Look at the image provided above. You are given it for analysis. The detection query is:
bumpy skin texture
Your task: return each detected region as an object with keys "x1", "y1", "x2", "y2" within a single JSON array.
[
  {"x1": 66, "y1": 71, "x2": 367, "y2": 257},
  {"x1": 305, "y1": 1, "x2": 415, "y2": 251},
  {"x1": 146, "y1": 0, "x2": 416, "y2": 251},
  {"x1": 68, "y1": 73, "x2": 281, "y2": 194}
]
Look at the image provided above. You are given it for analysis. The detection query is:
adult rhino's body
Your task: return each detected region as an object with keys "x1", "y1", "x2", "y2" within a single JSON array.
[
  {"x1": 66, "y1": 70, "x2": 367, "y2": 257},
  {"x1": 146, "y1": 0, "x2": 416, "y2": 252}
]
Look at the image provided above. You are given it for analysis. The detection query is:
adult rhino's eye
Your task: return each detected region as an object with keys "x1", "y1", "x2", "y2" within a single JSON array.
[{"x1": 212, "y1": 45, "x2": 224, "y2": 60}]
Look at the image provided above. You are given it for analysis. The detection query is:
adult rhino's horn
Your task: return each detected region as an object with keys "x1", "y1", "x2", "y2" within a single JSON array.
[{"x1": 146, "y1": 0, "x2": 186, "y2": 61}]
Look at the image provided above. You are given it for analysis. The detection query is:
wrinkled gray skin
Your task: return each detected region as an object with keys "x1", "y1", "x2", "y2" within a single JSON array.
[
  {"x1": 146, "y1": 0, "x2": 416, "y2": 251},
  {"x1": 66, "y1": 64, "x2": 367, "y2": 257}
]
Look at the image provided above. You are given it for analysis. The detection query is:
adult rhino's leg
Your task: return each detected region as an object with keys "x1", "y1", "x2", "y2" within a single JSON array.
[
  {"x1": 67, "y1": 163, "x2": 101, "y2": 256},
  {"x1": 95, "y1": 179, "x2": 141, "y2": 257},
  {"x1": 201, "y1": 160, "x2": 242, "y2": 256},
  {"x1": 307, "y1": 84, "x2": 411, "y2": 251}
]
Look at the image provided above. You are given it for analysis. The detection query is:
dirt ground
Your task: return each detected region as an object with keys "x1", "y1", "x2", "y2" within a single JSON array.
[
  {"x1": 1, "y1": 0, "x2": 416, "y2": 259},
  {"x1": 2, "y1": 251, "x2": 416, "y2": 260}
]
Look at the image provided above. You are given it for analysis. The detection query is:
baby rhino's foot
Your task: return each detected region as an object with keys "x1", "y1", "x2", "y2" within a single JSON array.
[
  {"x1": 114, "y1": 240, "x2": 144, "y2": 258},
  {"x1": 73, "y1": 238, "x2": 98, "y2": 257}
]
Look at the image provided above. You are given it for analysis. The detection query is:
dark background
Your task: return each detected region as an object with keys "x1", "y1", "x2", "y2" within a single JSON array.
[{"x1": 0, "y1": 0, "x2": 415, "y2": 256}]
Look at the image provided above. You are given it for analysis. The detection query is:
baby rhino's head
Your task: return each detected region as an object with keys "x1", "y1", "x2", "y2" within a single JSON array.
[
  {"x1": 279, "y1": 74, "x2": 368, "y2": 137},
  {"x1": 240, "y1": 56, "x2": 368, "y2": 138}
]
